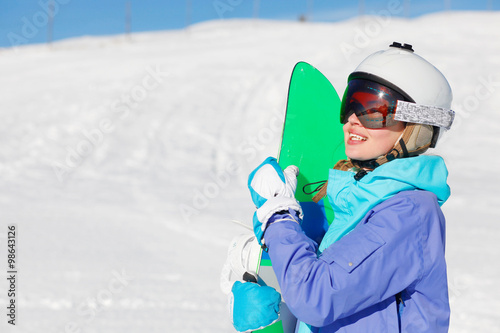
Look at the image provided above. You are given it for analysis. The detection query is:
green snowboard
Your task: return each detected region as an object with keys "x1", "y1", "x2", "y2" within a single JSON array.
[{"x1": 253, "y1": 62, "x2": 345, "y2": 332}]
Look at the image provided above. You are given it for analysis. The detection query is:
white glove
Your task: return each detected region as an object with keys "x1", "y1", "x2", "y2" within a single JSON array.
[{"x1": 248, "y1": 157, "x2": 302, "y2": 244}]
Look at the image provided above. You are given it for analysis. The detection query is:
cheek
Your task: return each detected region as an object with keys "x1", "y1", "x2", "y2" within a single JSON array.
[
  {"x1": 377, "y1": 137, "x2": 398, "y2": 154},
  {"x1": 342, "y1": 123, "x2": 350, "y2": 140},
  {"x1": 368, "y1": 128, "x2": 405, "y2": 153}
]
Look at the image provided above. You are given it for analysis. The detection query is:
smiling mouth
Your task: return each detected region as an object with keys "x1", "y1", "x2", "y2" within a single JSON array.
[{"x1": 349, "y1": 133, "x2": 367, "y2": 141}]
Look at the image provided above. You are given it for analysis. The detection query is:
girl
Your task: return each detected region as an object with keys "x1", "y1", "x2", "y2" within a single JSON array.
[{"x1": 229, "y1": 42, "x2": 454, "y2": 332}]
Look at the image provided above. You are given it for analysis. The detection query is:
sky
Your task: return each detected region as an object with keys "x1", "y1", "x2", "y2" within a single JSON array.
[{"x1": 0, "y1": 0, "x2": 498, "y2": 48}]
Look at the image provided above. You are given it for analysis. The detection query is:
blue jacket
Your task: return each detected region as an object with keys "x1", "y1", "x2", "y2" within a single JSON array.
[{"x1": 265, "y1": 156, "x2": 451, "y2": 332}]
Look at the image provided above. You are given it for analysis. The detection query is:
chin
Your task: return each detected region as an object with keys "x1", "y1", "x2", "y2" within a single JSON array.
[
  {"x1": 346, "y1": 152, "x2": 379, "y2": 161},
  {"x1": 346, "y1": 149, "x2": 370, "y2": 161},
  {"x1": 346, "y1": 145, "x2": 384, "y2": 161}
]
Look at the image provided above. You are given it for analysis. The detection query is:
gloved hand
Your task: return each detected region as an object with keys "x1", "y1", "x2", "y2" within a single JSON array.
[
  {"x1": 220, "y1": 234, "x2": 261, "y2": 295},
  {"x1": 230, "y1": 281, "x2": 281, "y2": 332},
  {"x1": 248, "y1": 157, "x2": 302, "y2": 244}
]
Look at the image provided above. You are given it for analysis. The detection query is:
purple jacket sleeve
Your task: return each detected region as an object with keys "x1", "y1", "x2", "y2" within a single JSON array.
[{"x1": 264, "y1": 191, "x2": 446, "y2": 327}]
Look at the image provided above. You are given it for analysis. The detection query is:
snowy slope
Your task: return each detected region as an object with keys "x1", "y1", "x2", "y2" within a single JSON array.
[{"x1": 0, "y1": 11, "x2": 499, "y2": 332}]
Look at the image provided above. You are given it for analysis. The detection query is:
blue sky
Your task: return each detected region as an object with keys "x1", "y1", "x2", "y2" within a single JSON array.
[{"x1": 0, "y1": 0, "x2": 497, "y2": 48}]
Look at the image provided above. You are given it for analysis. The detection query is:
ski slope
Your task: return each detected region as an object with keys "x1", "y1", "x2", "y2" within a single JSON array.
[{"x1": 0, "y1": 11, "x2": 499, "y2": 332}]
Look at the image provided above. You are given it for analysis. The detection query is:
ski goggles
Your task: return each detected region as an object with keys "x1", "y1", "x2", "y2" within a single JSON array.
[
  {"x1": 340, "y1": 78, "x2": 455, "y2": 130},
  {"x1": 340, "y1": 78, "x2": 408, "y2": 128}
]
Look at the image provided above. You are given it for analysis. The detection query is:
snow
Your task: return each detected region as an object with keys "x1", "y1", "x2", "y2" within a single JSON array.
[{"x1": 0, "y1": 11, "x2": 499, "y2": 332}]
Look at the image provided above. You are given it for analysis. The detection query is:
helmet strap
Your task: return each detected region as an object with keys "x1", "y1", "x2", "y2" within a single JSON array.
[
  {"x1": 350, "y1": 158, "x2": 379, "y2": 170},
  {"x1": 399, "y1": 137, "x2": 410, "y2": 158},
  {"x1": 373, "y1": 123, "x2": 430, "y2": 166}
]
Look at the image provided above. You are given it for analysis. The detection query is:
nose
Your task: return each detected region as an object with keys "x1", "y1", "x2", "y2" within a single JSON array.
[{"x1": 347, "y1": 113, "x2": 362, "y2": 126}]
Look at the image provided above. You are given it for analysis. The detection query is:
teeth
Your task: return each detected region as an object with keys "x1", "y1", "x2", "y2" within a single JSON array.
[{"x1": 350, "y1": 133, "x2": 367, "y2": 141}]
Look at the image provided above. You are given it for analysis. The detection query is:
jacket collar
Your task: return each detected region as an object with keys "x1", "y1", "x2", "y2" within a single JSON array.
[{"x1": 319, "y1": 155, "x2": 450, "y2": 253}]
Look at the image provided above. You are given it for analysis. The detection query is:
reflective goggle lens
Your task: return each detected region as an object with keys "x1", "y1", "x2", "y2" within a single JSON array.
[{"x1": 340, "y1": 79, "x2": 406, "y2": 128}]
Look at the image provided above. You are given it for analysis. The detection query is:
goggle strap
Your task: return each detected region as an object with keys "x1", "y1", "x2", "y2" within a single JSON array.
[{"x1": 395, "y1": 101, "x2": 455, "y2": 130}]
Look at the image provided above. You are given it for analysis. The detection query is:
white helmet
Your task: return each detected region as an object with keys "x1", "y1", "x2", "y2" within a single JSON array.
[
  {"x1": 344, "y1": 42, "x2": 454, "y2": 165},
  {"x1": 352, "y1": 42, "x2": 452, "y2": 109}
]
